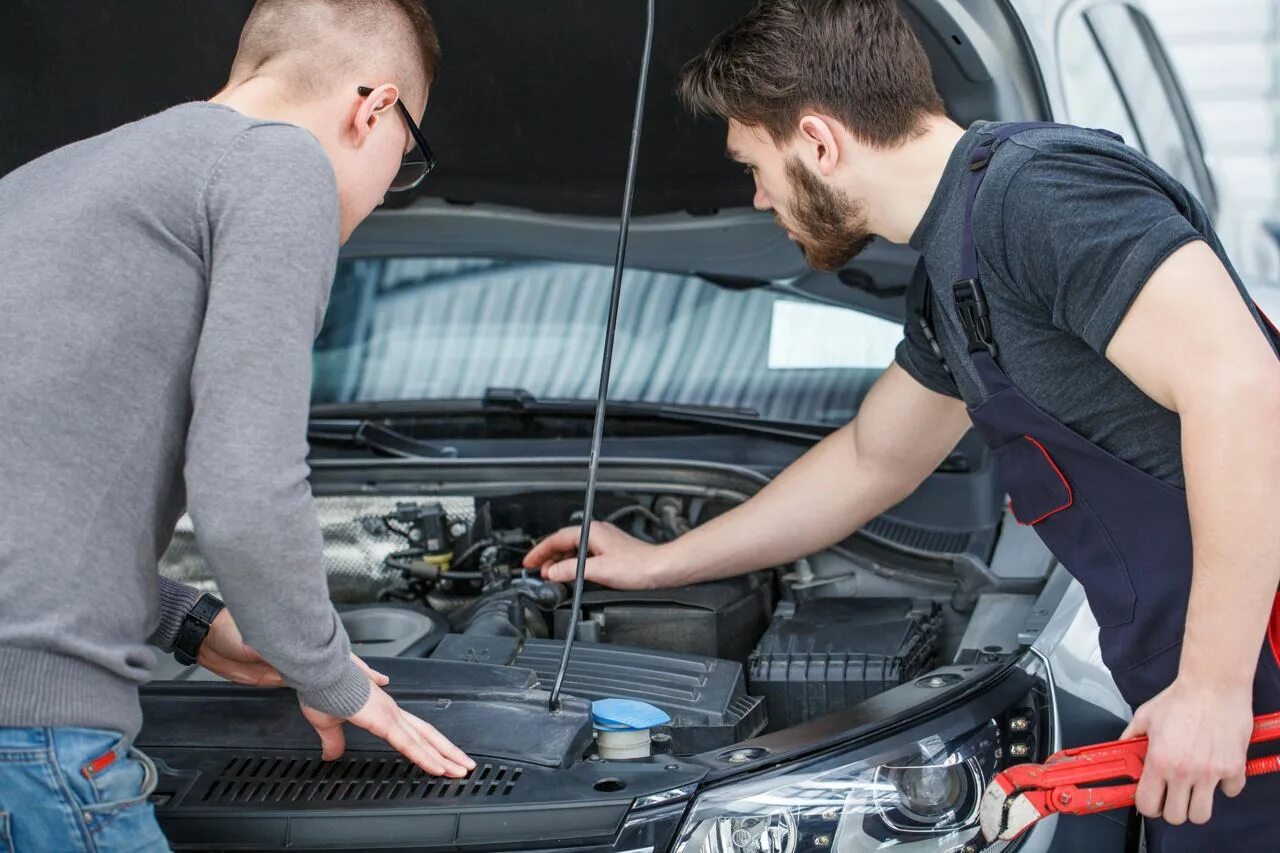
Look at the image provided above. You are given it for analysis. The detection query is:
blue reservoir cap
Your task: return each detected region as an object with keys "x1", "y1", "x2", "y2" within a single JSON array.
[{"x1": 591, "y1": 698, "x2": 671, "y2": 731}]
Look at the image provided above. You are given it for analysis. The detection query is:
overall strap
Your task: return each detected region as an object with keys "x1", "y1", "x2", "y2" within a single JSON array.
[
  {"x1": 954, "y1": 122, "x2": 1060, "y2": 359},
  {"x1": 912, "y1": 259, "x2": 951, "y2": 378},
  {"x1": 954, "y1": 122, "x2": 1124, "y2": 364},
  {"x1": 918, "y1": 122, "x2": 1125, "y2": 396}
]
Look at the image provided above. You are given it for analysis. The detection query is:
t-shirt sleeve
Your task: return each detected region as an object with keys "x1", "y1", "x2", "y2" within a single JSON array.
[
  {"x1": 994, "y1": 150, "x2": 1202, "y2": 354},
  {"x1": 895, "y1": 262, "x2": 961, "y2": 399}
]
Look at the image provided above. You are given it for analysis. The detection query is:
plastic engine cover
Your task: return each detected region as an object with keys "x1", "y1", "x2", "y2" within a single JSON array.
[
  {"x1": 431, "y1": 634, "x2": 767, "y2": 753},
  {"x1": 748, "y1": 597, "x2": 943, "y2": 730},
  {"x1": 137, "y1": 657, "x2": 593, "y2": 769},
  {"x1": 552, "y1": 572, "x2": 772, "y2": 664}
]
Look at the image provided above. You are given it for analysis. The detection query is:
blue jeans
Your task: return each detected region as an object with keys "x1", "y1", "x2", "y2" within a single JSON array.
[{"x1": 0, "y1": 727, "x2": 170, "y2": 852}]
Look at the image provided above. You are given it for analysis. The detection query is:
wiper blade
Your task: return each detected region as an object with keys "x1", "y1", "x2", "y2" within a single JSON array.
[
  {"x1": 479, "y1": 388, "x2": 831, "y2": 440},
  {"x1": 604, "y1": 402, "x2": 829, "y2": 441},
  {"x1": 482, "y1": 386, "x2": 754, "y2": 417},
  {"x1": 307, "y1": 419, "x2": 458, "y2": 459},
  {"x1": 311, "y1": 390, "x2": 832, "y2": 442},
  {"x1": 313, "y1": 387, "x2": 757, "y2": 419}
]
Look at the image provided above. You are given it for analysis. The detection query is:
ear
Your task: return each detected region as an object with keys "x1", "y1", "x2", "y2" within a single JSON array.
[
  {"x1": 796, "y1": 115, "x2": 841, "y2": 177},
  {"x1": 352, "y1": 83, "x2": 401, "y2": 147}
]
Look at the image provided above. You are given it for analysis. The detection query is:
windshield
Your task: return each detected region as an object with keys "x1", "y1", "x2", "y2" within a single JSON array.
[{"x1": 312, "y1": 257, "x2": 902, "y2": 426}]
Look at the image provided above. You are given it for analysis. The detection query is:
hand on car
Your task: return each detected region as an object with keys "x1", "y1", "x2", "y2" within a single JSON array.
[
  {"x1": 1121, "y1": 675, "x2": 1253, "y2": 825},
  {"x1": 301, "y1": 681, "x2": 475, "y2": 778},
  {"x1": 523, "y1": 520, "x2": 669, "y2": 590},
  {"x1": 200, "y1": 608, "x2": 474, "y2": 777}
]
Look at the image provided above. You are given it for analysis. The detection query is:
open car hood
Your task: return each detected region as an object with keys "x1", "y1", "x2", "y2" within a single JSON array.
[{"x1": 2, "y1": 0, "x2": 1046, "y2": 315}]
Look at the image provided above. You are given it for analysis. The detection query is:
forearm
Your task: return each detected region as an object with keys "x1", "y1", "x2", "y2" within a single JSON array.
[
  {"x1": 1177, "y1": 380, "x2": 1280, "y2": 690},
  {"x1": 185, "y1": 361, "x2": 367, "y2": 714},
  {"x1": 657, "y1": 426, "x2": 899, "y2": 583},
  {"x1": 188, "y1": 486, "x2": 367, "y2": 715},
  {"x1": 657, "y1": 365, "x2": 969, "y2": 584}
]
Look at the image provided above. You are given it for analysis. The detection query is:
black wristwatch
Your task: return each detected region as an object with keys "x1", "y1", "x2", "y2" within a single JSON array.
[{"x1": 173, "y1": 593, "x2": 225, "y2": 666}]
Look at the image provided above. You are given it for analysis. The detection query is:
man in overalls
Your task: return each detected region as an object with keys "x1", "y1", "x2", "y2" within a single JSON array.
[{"x1": 524, "y1": 1, "x2": 1280, "y2": 848}]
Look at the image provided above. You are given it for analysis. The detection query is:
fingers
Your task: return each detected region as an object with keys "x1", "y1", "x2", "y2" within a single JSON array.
[
  {"x1": 541, "y1": 556, "x2": 593, "y2": 584},
  {"x1": 310, "y1": 716, "x2": 347, "y2": 761},
  {"x1": 1221, "y1": 771, "x2": 1247, "y2": 799},
  {"x1": 1120, "y1": 706, "x2": 1149, "y2": 741},
  {"x1": 1134, "y1": 771, "x2": 1167, "y2": 820},
  {"x1": 1187, "y1": 782, "x2": 1217, "y2": 825},
  {"x1": 344, "y1": 687, "x2": 469, "y2": 778},
  {"x1": 1146, "y1": 757, "x2": 1238, "y2": 825},
  {"x1": 299, "y1": 701, "x2": 351, "y2": 762},
  {"x1": 383, "y1": 715, "x2": 449, "y2": 777},
  {"x1": 1160, "y1": 778, "x2": 1191, "y2": 825},
  {"x1": 405, "y1": 712, "x2": 475, "y2": 773},
  {"x1": 525, "y1": 521, "x2": 620, "y2": 569},
  {"x1": 351, "y1": 654, "x2": 390, "y2": 686},
  {"x1": 523, "y1": 526, "x2": 584, "y2": 568}
]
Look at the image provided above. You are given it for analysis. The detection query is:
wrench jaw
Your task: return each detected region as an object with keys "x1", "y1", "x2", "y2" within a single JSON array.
[
  {"x1": 990, "y1": 791, "x2": 1051, "y2": 842},
  {"x1": 978, "y1": 774, "x2": 1050, "y2": 843},
  {"x1": 977, "y1": 712, "x2": 1280, "y2": 844},
  {"x1": 978, "y1": 776, "x2": 1011, "y2": 842}
]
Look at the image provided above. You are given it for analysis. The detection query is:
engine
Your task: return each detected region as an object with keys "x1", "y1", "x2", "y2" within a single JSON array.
[
  {"x1": 161, "y1": 493, "x2": 769, "y2": 655},
  {"x1": 369, "y1": 500, "x2": 567, "y2": 640},
  {"x1": 157, "y1": 491, "x2": 943, "y2": 750}
]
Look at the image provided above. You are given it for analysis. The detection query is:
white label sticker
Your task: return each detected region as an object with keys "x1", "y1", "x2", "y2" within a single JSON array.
[{"x1": 767, "y1": 300, "x2": 902, "y2": 369}]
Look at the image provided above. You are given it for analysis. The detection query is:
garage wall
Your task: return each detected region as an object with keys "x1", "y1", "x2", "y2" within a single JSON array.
[{"x1": 1147, "y1": 0, "x2": 1280, "y2": 287}]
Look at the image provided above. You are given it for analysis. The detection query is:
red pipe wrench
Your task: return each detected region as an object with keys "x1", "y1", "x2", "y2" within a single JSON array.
[{"x1": 978, "y1": 710, "x2": 1280, "y2": 843}]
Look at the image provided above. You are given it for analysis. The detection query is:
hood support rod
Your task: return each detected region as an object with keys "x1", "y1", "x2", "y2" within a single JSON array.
[{"x1": 548, "y1": 0, "x2": 656, "y2": 712}]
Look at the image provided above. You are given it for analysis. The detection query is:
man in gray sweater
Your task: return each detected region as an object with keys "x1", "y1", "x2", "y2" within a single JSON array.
[{"x1": 0, "y1": 1, "x2": 472, "y2": 848}]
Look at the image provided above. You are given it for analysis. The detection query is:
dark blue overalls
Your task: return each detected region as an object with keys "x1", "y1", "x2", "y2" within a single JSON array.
[{"x1": 928, "y1": 122, "x2": 1280, "y2": 850}]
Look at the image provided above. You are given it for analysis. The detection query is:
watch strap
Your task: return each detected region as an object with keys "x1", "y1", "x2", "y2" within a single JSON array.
[{"x1": 172, "y1": 593, "x2": 224, "y2": 666}]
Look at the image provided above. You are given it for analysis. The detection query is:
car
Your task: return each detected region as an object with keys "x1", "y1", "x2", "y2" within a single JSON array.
[{"x1": 4, "y1": 0, "x2": 1223, "y2": 850}]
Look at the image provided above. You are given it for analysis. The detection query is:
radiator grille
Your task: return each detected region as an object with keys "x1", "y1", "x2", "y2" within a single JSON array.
[{"x1": 199, "y1": 755, "x2": 522, "y2": 805}]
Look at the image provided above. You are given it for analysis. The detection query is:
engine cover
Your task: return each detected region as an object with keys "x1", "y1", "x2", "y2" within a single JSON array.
[
  {"x1": 552, "y1": 572, "x2": 773, "y2": 664},
  {"x1": 431, "y1": 634, "x2": 767, "y2": 754}
]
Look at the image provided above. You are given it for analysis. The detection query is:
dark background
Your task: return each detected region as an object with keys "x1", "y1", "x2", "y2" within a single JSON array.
[{"x1": 0, "y1": 0, "x2": 761, "y2": 216}]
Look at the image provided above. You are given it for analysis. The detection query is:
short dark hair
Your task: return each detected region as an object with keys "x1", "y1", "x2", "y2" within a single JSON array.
[
  {"x1": 678, "y1": 0, "x2": 944, "y2": 147},
  {"x1": 230, "y1": 0, "x2": 441, "y2": 104}
]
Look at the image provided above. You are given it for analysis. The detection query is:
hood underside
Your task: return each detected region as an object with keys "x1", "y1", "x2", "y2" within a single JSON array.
[
  {"x1": 2, "y1": 1, "x2": 1046, "y2": 318},
  {"x1": 2, "y1": 0, "x2": 1038, "y2": 217}
]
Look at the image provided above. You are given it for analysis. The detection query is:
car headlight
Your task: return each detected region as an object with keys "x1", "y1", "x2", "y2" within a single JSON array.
[{"x1": 673, "y1": 655, "x2": 1051, "y2": 853}]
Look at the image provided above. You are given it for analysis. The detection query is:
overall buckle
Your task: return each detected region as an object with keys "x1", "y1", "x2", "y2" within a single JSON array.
[{"x1": 953, "y1": 279, "x2": 998, "y2": 357}]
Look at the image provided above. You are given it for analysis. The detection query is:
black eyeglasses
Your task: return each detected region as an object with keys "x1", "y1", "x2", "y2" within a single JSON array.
[{"x1": 358, "y1": 86, "x2": 436, "y2": 191}]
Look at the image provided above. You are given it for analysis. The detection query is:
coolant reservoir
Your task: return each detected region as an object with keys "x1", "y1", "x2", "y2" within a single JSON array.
[{"x1": 591, "y1": 698, "x2": 671, "y2": 760}]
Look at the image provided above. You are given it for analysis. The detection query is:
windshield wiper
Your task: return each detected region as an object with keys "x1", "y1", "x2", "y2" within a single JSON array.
[
  {"x1": 482, "y1": 387, "x2": 832, "y2": 441},
  {"x1": 312, "y1": 388, "x2": 833, "y2": 443},
  {"x1": 307, "y1": 419, "x2": 458, "y2": 458}
]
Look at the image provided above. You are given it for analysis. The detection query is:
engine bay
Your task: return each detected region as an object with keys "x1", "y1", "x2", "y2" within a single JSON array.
[
  {"x1": 139, "y1": 485, "x2": 1050, "y2": 849},
  {"x1": 155, "y1": 490, "x2": 971, "y2": 757}
]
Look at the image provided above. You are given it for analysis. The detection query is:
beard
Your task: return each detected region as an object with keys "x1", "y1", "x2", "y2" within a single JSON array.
[{"x1": 778, "y1": 156, "x2": 874, "y2": 271}]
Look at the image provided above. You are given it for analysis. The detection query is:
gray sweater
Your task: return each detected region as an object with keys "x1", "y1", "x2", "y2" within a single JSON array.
[{"x1": 0, "y1": 103, "x2": 369, "y2": 740}]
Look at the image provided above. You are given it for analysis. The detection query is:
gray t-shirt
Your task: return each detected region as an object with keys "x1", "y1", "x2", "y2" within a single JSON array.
[
  {"x1": 896, "y1": 121, "x2": 1265, "y2": 487},
  {"x1": 0, "y1": 102, "x2": 369, "y2": 740}
]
